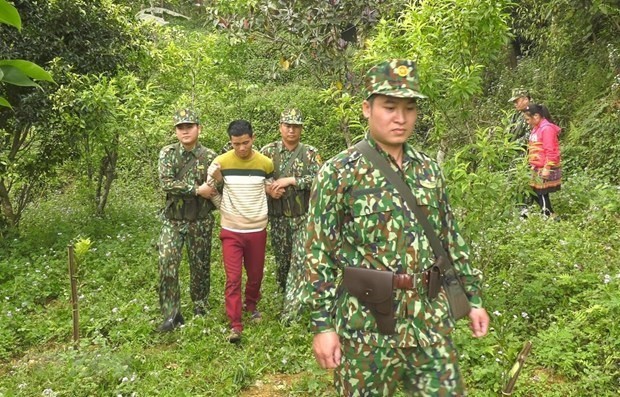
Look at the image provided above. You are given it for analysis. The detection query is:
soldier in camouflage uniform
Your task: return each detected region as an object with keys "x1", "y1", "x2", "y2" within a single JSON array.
[
  {"x1": 260, "y1": 109, "x2": 322, "y2": 303},
  {"x1": 508, "y1": 88, "x2": 532, "y2": 145},
  {"x1": 303, "y1": 60, "x2": 490, "y2": 395},
  {"x1": 157, "y1": 109, "x2": 218, "y2": 332}
]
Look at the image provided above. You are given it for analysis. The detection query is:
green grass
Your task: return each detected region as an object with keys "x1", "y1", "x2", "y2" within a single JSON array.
[{"x1": 0, "y1": 173, "x2": 619, "y2": 396}]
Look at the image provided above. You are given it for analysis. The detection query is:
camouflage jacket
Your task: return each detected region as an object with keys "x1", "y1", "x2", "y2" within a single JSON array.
[
  {"x1": 260, "y1": 141, "x2": 322, "y2": 190},
  {"x1": 260, "y1": 141, "x2": 322, "y2": 217},
  {"x1": 508, "y1": 110, "x2": 529, "y2": 146},
  {"x1": 158, "y1": 142, "x2": 217, "y2": 206},
  {"x1": 303, "y1": 137, "x2": 483, "y2": 348}
]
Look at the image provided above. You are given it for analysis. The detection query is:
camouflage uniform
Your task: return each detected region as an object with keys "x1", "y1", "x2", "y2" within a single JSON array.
[
  {"x1": 303, "y1": 60, "x2": 485, "y2": 396},
  {"x1": 260, "y1": 109, "x2": 322, "y2": 312},
  {"x1": 507, "y1": 88, "x2": 531, "y2": 145},
  {"x1": 158, "y1": 109, "x2": 217, "y2": 322}
]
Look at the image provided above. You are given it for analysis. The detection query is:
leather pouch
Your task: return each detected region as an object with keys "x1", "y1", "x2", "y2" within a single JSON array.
[{"x1": 342, "y1": 267, "x2": 396, "y2": 335}]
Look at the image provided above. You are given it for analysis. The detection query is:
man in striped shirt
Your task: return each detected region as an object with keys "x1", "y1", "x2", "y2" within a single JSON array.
[{"x1": 207, "y1": 120, "x2": 274, "y2": 343}]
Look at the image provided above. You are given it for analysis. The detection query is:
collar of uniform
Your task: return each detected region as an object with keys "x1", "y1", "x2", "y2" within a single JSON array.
[
  {"x1": 364, "y1": 135, "x2": 420, "y2": 168},
  {"x1": 278, "y1": 140, "x2": 299, "y2": 153},
  {"x1": 177, "y1": 142, "x2": 201, "y2": 156}
]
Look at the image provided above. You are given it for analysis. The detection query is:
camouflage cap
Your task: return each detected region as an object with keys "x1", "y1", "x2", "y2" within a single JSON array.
[
  {"x1": 363, "y1": 59, "x2": 427, "y2": 100},
  {"x1": 173, "y1": 108, "x2": 200, "y2": 126},
  {"x1": 279, "y1": 108, "x2": 304, "y2": 125},
  {"x1": 508, "y1": 88, "x2": 530, "y2": 102}
]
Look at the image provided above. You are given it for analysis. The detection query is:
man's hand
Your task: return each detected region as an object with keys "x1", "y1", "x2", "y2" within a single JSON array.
[
  {"x1": 207, "y1": 162, "x2": 222, "y2": 182},
  {"x1": 267, "y1": 184, "x2": 286, "y2": 199},
  {"x1": 271, "y1": 177, "x2": 296, "y2": 191},
  {"x1": 267, "y1": 177, "x2": 294, "y2": 199},
  {"x1": 468, "y1": 308, "x2": 490, "y2": 338},
  {"x1": 196, "y1": 183, "x2": 217, "y2": 199},
  {"x1": 312, "y1": 331, "x2": 341, "y2": 369}
]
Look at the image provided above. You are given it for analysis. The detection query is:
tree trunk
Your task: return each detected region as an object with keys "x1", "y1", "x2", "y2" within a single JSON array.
[
  {"x1": 96, "y1": 135, "x2": 119, "y2": 216},
  {"x1": 340, "y1": 118, "x2": 352, "y2": 147},
  {"x1": 0, "y1": 179, "x2": 17, "y2": 228}
]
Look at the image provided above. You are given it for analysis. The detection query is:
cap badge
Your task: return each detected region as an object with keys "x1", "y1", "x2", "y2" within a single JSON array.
[{"x1": 396, "y1": 65, "x2": 409, "y2": 77}]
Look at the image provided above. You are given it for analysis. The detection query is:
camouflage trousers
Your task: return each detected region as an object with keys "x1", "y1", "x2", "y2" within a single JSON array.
[
  {"x1": 281, "y1": 222, "x2": 309, "y2": 322},
  {"x1": 335, "y1": 337, "x2": 465, "y2": 396},
  {"x1": 158, "y1": 215, "x2": 214, "y2": 320},
  {"x1": 269, "y1": 215, "x2": 305, "y2": 292}
]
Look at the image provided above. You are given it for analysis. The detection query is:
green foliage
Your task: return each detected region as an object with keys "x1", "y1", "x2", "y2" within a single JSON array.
[
  {"x1": 441, "y1": 124, "x2": 528, "y2": 234},
  {"x1": 361, "y1": 0, "x2": 511, "y2": 148},
  {"x1": 563, "y1": 94, "x2": 620, "y2": 183},
  {"x1": 0, "y1": 0, "x2": 20, "y2": 30},
  {"x1": 199, "y1": 0, "x2": 396, "y2": 84},
  {"x1": 0, "y1": 2, "x2": 53, "y2": 108}
]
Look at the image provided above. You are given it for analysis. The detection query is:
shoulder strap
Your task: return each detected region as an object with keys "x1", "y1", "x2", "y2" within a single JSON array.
[
  {"x1": 273, "y1": 145, "x2": 281, "y2": 179},
  {"x1": 281, "y1": 143, "x2": 305, "y2": 177},
  {"x1": 354, "y1": 140, "x2": 447, "y2": 262},
  {"x1": 175, "y1": 150, "x2": 199, "y2": 181}
]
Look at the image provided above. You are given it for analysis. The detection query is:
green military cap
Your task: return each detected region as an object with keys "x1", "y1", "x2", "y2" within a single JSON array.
[
  {"x1": 508, "y1": 88, "x2": 530, "y2": 102},
  {"x1": 280, "y1": 108, "x2": 304, "y2": 125},
  {"x1": 362, "y1": 59, "x2": 427, "y2": 100},
  {"x1": 173, "y1": 108, "x2": 200, "y2": 126}
]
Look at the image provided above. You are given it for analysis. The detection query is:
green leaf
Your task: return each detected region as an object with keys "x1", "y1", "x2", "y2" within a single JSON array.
[
  {"x1": 0, "y1": 96, "x2": 12, "y2": 108},
  {"x1": 0, "y1": 65, "x2": 40, "y2": 88},
  {"x1": 0, "y1": 60, "x2": 54, "y2": 82},
  {"x1": 0, "y1": 0, "x2": 21, "y2": 30}
]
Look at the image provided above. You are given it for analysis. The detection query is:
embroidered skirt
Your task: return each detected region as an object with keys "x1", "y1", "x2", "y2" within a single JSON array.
[{"x1": 530, "y1": 167, "x2": 562, "y2": 194}]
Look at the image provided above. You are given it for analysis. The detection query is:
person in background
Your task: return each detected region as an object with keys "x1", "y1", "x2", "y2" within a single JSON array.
[
  {"x1": 303, "y1": 59, "x2": 489, "y2": 395},
  {"x1": 260, "y1": 109, "x2": 322, "y2": 320},
  {"x1": 507, "y1": 87, "x2": 532, "y2": 145},
  {"x1": 206, "y1": 120, "x2": 274, "y2": 343},
  {"x1": 157, "y1": 108, "x2": 218, "y2": 332},
  {"x1": 523, "y1": 103, "x2": 562, "y2": 217}
]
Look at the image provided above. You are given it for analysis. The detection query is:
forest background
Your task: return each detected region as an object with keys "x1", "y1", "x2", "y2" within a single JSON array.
[{"x1": 0, "y1": 0, "x2": 619, "y2": 396}]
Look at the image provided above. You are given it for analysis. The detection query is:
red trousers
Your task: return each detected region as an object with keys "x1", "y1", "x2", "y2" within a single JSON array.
[{"x1": 220, "y1": 228, "x2": 267, "y2": 331}]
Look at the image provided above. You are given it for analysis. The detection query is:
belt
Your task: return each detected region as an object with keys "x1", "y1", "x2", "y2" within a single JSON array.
[{"x1": 393, "y1": 272, "x2": 429, "y2": 290}]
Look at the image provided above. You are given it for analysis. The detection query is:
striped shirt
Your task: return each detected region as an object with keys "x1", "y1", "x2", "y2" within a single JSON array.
[{"x1": 211, "y1": 150, "x2": 274, "y2": 232}]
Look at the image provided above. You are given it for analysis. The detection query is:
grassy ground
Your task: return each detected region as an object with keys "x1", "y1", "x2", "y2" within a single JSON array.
[{"x1": 0, "y1": 173, "x2": 619, "y2": 396}]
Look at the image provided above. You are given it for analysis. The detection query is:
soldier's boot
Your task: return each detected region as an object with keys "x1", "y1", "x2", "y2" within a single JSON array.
[
  {"x1": 193, "y1": 305, "x2": 207, "y2": 316},
  {"x1": 157, "y1": 313, "x2": 185, "y2": 333}
]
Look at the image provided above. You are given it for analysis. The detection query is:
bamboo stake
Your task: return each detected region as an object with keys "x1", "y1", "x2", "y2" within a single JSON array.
[
  {"x1": 502, "y1": 340, "x2": 532, "y2": 395},
  {"x1": 67, "y1": 245, "x2": 79, "y2": 350}
]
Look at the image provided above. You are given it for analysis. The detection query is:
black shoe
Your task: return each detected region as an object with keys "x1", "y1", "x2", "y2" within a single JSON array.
[
  {"x1": 157, "y1": 313, "x2": 184, "y2": 333},
  {"x1": 193, "y1": 306, "x2": 207, "y2": 316}
]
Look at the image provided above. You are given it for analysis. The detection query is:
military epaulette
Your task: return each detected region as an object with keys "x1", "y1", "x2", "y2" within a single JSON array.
[
  {"x1": 160, "y1": 143, "x2": 179, "y2": 155},
  {"x1": 339, "y1": 146, "x2": 363, "y2": 166},
  {"x1": 406, "y1": 145, "x2": 436, "y2": 167}
]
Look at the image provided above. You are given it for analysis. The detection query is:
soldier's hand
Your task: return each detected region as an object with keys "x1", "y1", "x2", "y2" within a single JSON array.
[
  {"x1": 312, "y1": 331, "x2": 341, "y2": 369},
  {"x1": 468, "y1": 308, "x2": 490, "y2": 338}
]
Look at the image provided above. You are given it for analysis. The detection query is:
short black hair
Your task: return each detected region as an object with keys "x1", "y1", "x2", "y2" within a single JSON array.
[{"x1": 227, "y1": 119, "x2": 253, "y2": 138}]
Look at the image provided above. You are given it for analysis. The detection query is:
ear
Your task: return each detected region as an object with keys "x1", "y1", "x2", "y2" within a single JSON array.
[{"x1": 362, "y1": 100, "x2": 371, "y2": 119}]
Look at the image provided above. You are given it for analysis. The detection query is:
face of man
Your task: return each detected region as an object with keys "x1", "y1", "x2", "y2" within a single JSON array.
[
  {"x1": 230, "y1": 133, "x2": 255, "y2": 160},
  {"x1": 362, "y1": 95, "x2": 417, "y2": 150},
  {"x1": 175, "y1": 123, "x2": 200, "y2": 149},
  {"x1": 279, "y1": 123, "x2": 302, "y2": 148},
  {"x1": 513, "y1": 96, "x2": 530, "y2": 111}
]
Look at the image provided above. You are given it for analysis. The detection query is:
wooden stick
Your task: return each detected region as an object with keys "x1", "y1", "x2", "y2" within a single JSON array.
[
  {"x1": 67, "y1": 245, "x2": 79, "y2": 350},
  {"x1": 502, "y1": 340, "x2": 532, "y2": 395}
]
